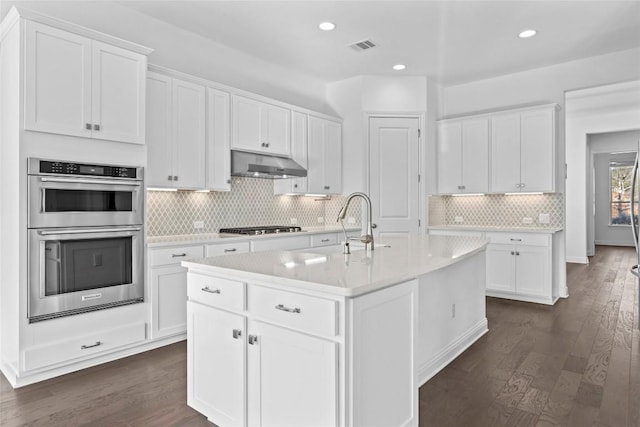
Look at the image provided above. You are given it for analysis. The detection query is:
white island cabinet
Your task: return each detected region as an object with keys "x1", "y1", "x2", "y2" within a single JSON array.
[{"x1": 183, "y1": 234, "x2": 488, "y2": 427}]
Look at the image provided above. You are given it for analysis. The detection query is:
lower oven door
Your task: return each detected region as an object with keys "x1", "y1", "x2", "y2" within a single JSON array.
[{"x1": 28, "y1": 226, "x2": 144, "y2": 322}]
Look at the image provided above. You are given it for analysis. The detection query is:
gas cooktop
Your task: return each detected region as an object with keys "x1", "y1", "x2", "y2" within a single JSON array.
[{"x1": 219, "y1": 226, "x2": 303, "y2": 235}]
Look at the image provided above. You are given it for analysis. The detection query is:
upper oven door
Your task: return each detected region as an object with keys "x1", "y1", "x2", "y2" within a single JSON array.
[{"x1": 28, "y1": 175, "x2": 143, "y2": 228}]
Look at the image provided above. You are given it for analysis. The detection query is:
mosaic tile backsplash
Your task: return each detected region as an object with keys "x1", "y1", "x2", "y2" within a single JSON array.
[
  {"x1": 147, "y1": 177, "x2": 362, "y2": 236},
  {"x1": 428, "y1": 193, "x2": 564, "y2": 228}
]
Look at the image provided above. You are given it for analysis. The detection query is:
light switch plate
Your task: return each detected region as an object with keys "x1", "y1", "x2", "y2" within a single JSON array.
[
  {"x1": 193, "y1": 220, "x2": 204, "y2": 229},
  {"x1": 290, "y1": 218, "x2": 298, "y2": 224},
  {"x1": 539, "y1": 213, "x2": 550, "y2": 224},
  {"x1": 454, "y1": 216, "x2": 464, "y2": 223},
  {"x1": 522, "y1": 217, "x2": 534, "y2": 224},
  {"x1": 317, "y1": 217, "x2": 324, "y2": 223}
]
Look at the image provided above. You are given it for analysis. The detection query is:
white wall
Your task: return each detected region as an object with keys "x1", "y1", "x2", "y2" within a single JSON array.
[
  {"x1": 566, "y1": 81, "x2": 640, "y2": 262},
  {"x1": 440, "y1": 48, "x2": 640, "y2": 263},
  {"x1": 1, "y1": 1, "x2": 331, "y2": 114},
  {"x1": 326, "y1": 76, "x2": 429, "y2": 194}
]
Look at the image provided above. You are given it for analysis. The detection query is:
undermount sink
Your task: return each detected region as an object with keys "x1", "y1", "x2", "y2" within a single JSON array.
[{"x1": 297, "y1": 243, "x2": 391, "y2": 255}]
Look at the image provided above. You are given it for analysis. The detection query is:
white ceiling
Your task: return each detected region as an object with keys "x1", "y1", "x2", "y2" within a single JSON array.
[{"x1": 3, "y1": 1, "x2": 640, "y2": 87}]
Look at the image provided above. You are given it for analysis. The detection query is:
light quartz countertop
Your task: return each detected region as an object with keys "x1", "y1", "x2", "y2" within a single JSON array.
[
  {"x1": 182, "y1": 234, "x2": 488, "y2": 297},
  {"x1": 147, "y1": 225, "x2": 361, "y2": 248},
  {"x1": 428, "y1": 225, "x2": 564, "y2": 234}
]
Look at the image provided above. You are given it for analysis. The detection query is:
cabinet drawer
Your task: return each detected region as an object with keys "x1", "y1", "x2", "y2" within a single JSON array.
[
  {"x1": 188, "y1": 272, "x2": 245, "y2": 312},
  {"x1": 23, "y1": 322, "x2": 146, "y2": 371},
  {"x1": 205, "y1": 241, "x2": 251, "y2": 257},
  {"x1": 248, "y1": 285, "x2": 337, "y2": 337},
  {"x1": 149, "y1": 245, "x2": 204, "y2": 267},
  {"x1": 251, "y1": 235, "x2": 311, "y2": 252},
  {"x1": 310, "y1": 233, "x2": 339, "y2": 247},
  {"x1": 486, "y1": 232, "x2": 550, "y2": 246}
]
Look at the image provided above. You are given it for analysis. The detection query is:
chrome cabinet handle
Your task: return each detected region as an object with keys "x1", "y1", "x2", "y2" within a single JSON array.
[
  {"x1": 38, "y1": 227, "x2": 141, "y2": 236},
  {"x1": 372, "y1": 223, "x2": 378, "y2": 229},
  {"x1": 172, "y1": 253, "x2": 187, "y2": 258},
  {"x1": 174, "y1": 176, "x2": 179, "y2": 181},
  {"x1": 85, "y1": 123, "x2": 92, "y2": 130},
  {"x1": 510, "y1": 251, "x2": 515, "y2": 255},
  {"x1": 275, "y1": 304, "x2": 301, "y2": 314},
  {"x1": 81, "y1": 341, "x2": 102, "y2": 350},
  {"x1": 510, "y1": 238, "x2": 522, "y2": 242},
  {"x1": 224, "y1": 248, "x2": 237, "y2": 253},
  {"x1": 631, "y1": 265, "x2": 640, "y2": 278},
  {"x1": 168, "y1": 175, "x2": 173, "y2": 181},
  {"x1": 93, "y1": 124, "x2": 100, "y2": 131},
  {"x1": 201, "y1": 287, "x2": 221, "y2": 294},
  {"x1": 321, "y1": 239, "x2": 330, "y2": 242},
  {"x1": 324, "y1": 185, "x2": 330, "y2": 190},
  {"x1": 40, "y1": 177, "x2": 141, "y2": 187},
  {"x1": 515, "y1": 251, "x2": 520, "y2": 256},
  {"x1": 232, "y1": 329, "x2": 242, "y2": 339},
  {"x1": 248, "y1": 335, "x2": 258, "y2": 345}
]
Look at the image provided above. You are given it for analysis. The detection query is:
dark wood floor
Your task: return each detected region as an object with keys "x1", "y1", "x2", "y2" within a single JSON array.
[{"x1": 1, "y1": 245, "x2": 638, "y2": 427}]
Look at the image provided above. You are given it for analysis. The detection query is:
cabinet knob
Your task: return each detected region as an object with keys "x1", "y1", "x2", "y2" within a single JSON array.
[
  {"x1": 174, "y1": 176, "x2": 179, "y2": 181},
  {"x1": 515, "y1": 251, "x2": 520, "y2": 256},
  {"x1": 294, "y1": 184, "x2": 298, "y2": 188},
  {"x1": 511, "y1": 251, "x2": 515, "y2": 255},
  {"x1": 227, "y1": 179, "x2": 231, "y2": 184},
  {"x1": 324, "y1": 185, "x2": 330, "y2": 190},
  {"x1": 93, "y1": 124, "x2": 100, "y2": 131},
  {"x1": 248, "y1": 335, "x2": 258, "y2": 345},
  {"x1": 168, "y1": 175, "x2": 173, "y2": 181},
  {"x1": 232, "y1": 329, "x2": 242, "y2": 339},
  {"x1": 85, "y1": 123, "x2": 92, "y2": 130}
]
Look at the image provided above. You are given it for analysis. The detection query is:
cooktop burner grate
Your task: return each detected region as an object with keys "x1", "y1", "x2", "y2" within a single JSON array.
[{"x1": 219, "y1": 226, "x2": 303, "y2": 235}]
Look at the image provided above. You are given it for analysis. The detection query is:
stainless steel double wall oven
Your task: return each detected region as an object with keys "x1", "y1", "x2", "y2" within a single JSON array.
[{"x1": 28, "y1": 158, "x2": 144, "y2": 322}]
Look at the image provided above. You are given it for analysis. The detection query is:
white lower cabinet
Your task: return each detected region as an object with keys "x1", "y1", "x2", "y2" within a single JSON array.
[
  {"x1": 187, "y1": 270, "x2": 417, "y2": 427},
  {"x1": 485, "y1": 232, "x2": 553, "y2": 304}
]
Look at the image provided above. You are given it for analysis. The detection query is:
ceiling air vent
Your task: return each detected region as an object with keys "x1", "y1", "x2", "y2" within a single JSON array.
[{"x1": 349, "y1": 39, "x2": 376, "y2": 52}]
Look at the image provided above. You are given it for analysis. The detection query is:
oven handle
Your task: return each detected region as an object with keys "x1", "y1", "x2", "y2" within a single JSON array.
[
  {"x1": 38, "y1": 227, "x2": 142, "y2": 236},
  {"x1": 40, "y1": 177, "x2": 142, "y2": 187}
]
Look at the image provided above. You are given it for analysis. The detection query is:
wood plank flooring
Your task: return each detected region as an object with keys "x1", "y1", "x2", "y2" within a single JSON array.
[{"x1": 1, "y1": 245, "x2": 638, "y2": 427}]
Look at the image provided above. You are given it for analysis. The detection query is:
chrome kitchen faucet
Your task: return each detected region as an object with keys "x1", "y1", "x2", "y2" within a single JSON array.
[{"x1": 337, "y1": 192, "x2": 375, "y2": 253}]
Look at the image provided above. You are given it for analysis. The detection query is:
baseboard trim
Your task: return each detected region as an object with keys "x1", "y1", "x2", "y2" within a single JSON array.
[
  {"x1": 417, "y1": 318, "x2": 488, "y2": 386},
  {"x1": 566, "y1": 256, "x2": 589, "y2": 264}
]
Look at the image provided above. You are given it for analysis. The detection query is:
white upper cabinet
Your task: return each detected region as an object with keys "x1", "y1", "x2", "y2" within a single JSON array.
[
  {"x1": 491, "y1": 106, "x2": 556, "y2": 193},
  {"x1": 206, "y1": 88, "x2": 232, "y2": 191},
  {"x1": 232, "y1": 95, "x2": 291, "y2": 156},
  {"x1": 24, "y1": 21, "x2": 146, "y2": 144},
  {"x1": 146, "y1": 71, "x2": 206, "y2": 189},
  {"x1": 274, "y1": 110, "x2": 308, "y2": 195},
  {"x1": 436, "y1": 118, "x2": 489, "y2": 194},
  {"x1": 308, "y1": 116, "x2": 342, "y2": 195}
]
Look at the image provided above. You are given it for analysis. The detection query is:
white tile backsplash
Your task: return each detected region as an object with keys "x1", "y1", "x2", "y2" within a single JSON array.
[{"x1": 147, "y1": 177, "x2": 361, "y2": 236}]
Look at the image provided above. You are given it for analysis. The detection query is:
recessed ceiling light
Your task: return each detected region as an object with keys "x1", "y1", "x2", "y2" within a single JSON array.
[
  {"x1": 319, "y1": 22, "x2": 336, "y2": 31},
  {"x1": 393, "y1": 64, "x2": 406, "y2": 71},
  {"x1": 518, "y1": 29, "x2": 537, "y2": 38}
]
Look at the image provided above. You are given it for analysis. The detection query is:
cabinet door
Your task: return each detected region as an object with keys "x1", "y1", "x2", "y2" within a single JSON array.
[
  {"x1": 187, "y1": 302, "x2": 246, "y2": 427},
  {"x1": 206, "y1": 88, "x2": 231, "y2": 191},
  {"x1": 262, "y1": 103, "x2": 291, "y2": 156},
  {"x1": 247, "y1": 320, "x2": 338, "y2": 427},
  {"x1": 437, "y1": 121, "x2": 462, "y2": 194},
  {"x1": 146, "y1": 72, "x2": 173, "y2": 187},
  {"x1": 307, "y1": 116, "x2": 325, "y2": 194},
  {"x1": 172, "y1": 79, "x2": 206, "y2": 189},
  {"x1": 232, "y1": 96, "x2": 262, "y2": 152},
  {"x1": 91, "y1": 41, "x2": 146, "y2": 144},
  {"x1": 274, "y1": 110, "x2": 307, "y2": 194},
  {"x1": 515, "y1": 245, "x2": 550, "y2": 298},
  {"x1": 462, "y1": 118, "x2": 489, "y2": 193},
  {"x1": 150, "y1": 265, "x2": 188, "y2": 339},
  {"x1": 322, "y1": 120, "x2": 342, "y2": 194},
  {"x1": 491, "y1": 113, "x2": 521, "y2": 193},
  {"x1": 520, "y1": 108, "x2": 554, "y2": 192},
  {"x1": 486, "y1": 244, "x2": 516, "y2": 293},
  {"x1": 24, "y1": 21, "x2": 92, "y2": 138}
]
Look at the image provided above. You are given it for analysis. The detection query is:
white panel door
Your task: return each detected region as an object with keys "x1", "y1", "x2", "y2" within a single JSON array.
[
  {"x1": 91, "y1": 41, "x2": 146, "y2": 144},
  {"x1": 486, "y1": 244, "x2": 516, "y2": 293},
  {"x1": 263, "y1": 103, "x2": 291, "y2": 156},
  {"x1": 521, "y1": 108, "x2": 554, "y2": 192},
  {"x1": 369, "y1": 117, "x2": 420, "y2": 236},
  {"x1": 323, "y1": 120, "x2": 343, "y2": 194},
  {"x1": 172, "y1": 79, "x2": 206, "y2": 189},
  {"x1": 437, "y1": 121, "x2": 462, "y2": 194},
  {"x1": 274, "y1": 110, "x2": 308, "y2": 194},
  {"x1": 206, "y1": 88, "x2": 231, "y2": 191},
  {"x1": 187, "y1": 302, "x2": 246, "y2": 427},
  {"x1": 146, "y1": 72, "x2": 173, "y2": 187},
  {"x1": 491, "y1": 113, "x2": 521, "y2": 193},
  {"x1": 24, "y1": 21, "x2": 92, "y2": 138},
  {"x1": 150, "y1": 266, "x2": 187, "y2": 338},
  {"x1": 307, "y1": 116, "x2": 325, "y2": 194},
  {"x1": 462, "y1": 118, "x2": 490, "y2": 193},
  {"x1": 232, "y1": 96, "x2": 263, "y2": 152},
  {"x1": 247, "y1": 320, "x2": 338, "y2": 427}
]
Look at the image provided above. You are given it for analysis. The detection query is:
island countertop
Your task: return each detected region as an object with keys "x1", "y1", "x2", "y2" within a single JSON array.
[{"x1": 182, "y1": 234, "x2": 488, "y2": 297}]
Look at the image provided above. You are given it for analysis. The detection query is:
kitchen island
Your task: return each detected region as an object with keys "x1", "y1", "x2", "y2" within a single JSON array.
[{"x1": 183, "y1": 234, "x2": 488, "y2": 427}]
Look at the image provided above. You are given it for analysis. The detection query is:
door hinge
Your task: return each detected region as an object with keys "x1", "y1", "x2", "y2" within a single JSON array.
[
  {"x1": 418, "y1": 174, "x2": 421, "y2": 183},
  {"x1": 418, "y1": 129, "x2": 421, "y2": 138},
  {"x1": 418, "y1": 219, "x2": 421, "y2": 227}
]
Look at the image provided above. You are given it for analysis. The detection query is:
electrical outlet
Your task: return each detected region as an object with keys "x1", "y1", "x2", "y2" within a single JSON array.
[
  {"x1": 193, "y1": 220, "x2": 204, "y2": 230},
  {"x1": 317, "y1": 217, "x2": 324, "y2": 224},
  {"x1": 522, "y1": 217, "x2": 534, "y2": 224},
  {"x1": 290, "y1": 218, "x2": 298, "y2": 224},
  {"x1": 539, "y1": 213, "x2": 550, "y2": 224},
  {"x1": 348, "y1": 217, "x2": 356, "y2": 224},
  {"x1": 454, "y1": 216, "x2": 464, "y2": 223}
]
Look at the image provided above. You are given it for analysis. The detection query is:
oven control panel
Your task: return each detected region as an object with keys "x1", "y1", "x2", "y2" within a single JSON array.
[{"x1": 38, "y1": 161, "x2": 138, "y2": 179}]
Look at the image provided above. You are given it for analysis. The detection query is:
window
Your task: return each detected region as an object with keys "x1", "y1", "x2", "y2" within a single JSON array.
[{"x1": 610, "y1": 162, "x2": 638, "y2": 225}]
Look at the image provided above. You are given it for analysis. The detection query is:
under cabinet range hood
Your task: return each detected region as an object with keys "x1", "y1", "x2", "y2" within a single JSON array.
[{"x1": 231, "y1": 150, "x2": 307, "y2": 179}]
